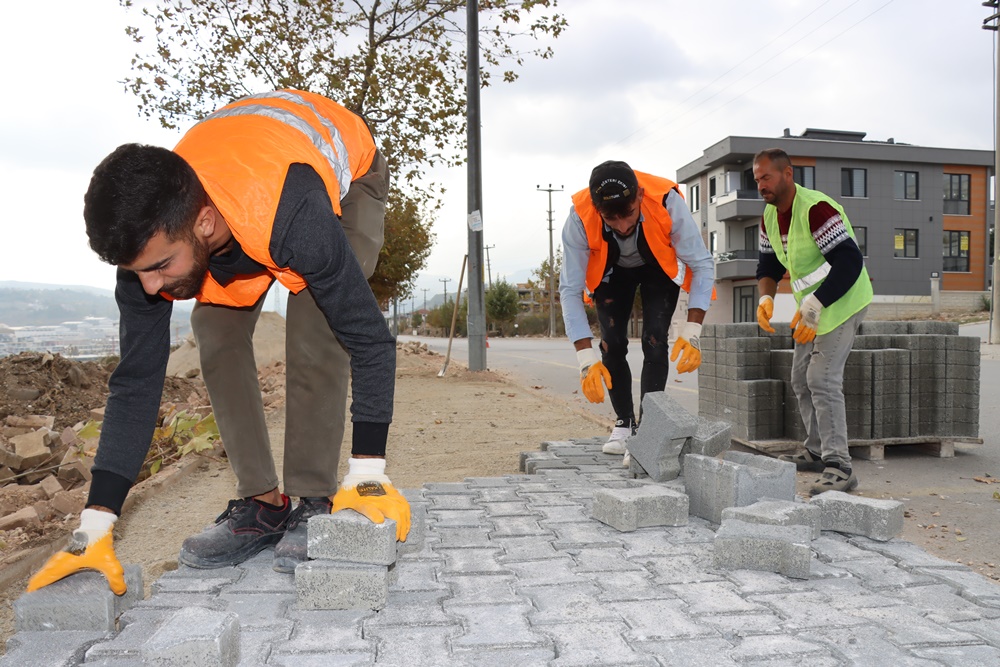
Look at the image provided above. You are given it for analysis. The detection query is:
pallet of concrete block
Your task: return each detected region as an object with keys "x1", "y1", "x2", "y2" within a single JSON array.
[{"x1": 730, "y1": 432, "x2": 983, "y2": 462}]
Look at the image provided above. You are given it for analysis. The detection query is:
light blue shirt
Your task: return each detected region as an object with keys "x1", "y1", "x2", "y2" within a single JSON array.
[{"x1": 559, "y1": 189, "x2": 715, "y2": 343}]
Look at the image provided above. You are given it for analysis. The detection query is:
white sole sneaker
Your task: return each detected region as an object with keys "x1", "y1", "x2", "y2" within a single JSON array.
[
  {"x1": 603, "y1": 439, "x2": 627, "y2": 455},
  {"x1": 622, "y1": 451, "x2": 631, "y2": 467}
]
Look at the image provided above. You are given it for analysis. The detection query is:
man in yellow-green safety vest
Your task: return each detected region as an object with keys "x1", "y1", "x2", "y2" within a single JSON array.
[{"x1": 753, "y1": 148, "x2": 872, "y2": 495}]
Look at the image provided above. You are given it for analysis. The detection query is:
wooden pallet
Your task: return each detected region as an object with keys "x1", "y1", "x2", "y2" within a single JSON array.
[{"x1": 732, "y1": 436, "x2": 983, "y2": 461}]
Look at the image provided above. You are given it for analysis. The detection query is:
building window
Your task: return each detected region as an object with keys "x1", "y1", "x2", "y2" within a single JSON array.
[
  {"x1": 734, "y1": 285, "x2": 758, "y2": 323},
  {"x1": 853, "y1": 226, "x2": 868, "y2": 256},
  {"x1": 793, "y1": 166, "x2": 815, "y2": 189},
  {"x1": 841, "y1": 168, "x2": 867, "y2": 198},
  {"x1": 709, "y1": 231, "x2": 718, "y2": 254},
  {"x1": 744, "y1": 225, "x2": 757, "y2": 253},
  {"x1": 893, "y1": 228, "x2": 919, "y2": 258},
  {"x1": 943, "y1": 231, "x2": 971, "y2": 272},
  {"x1": 709, "y1": 176, "x2": 717, "y2": 201},
  {"x1": 690, "y1": 184, "x2": 700, "y2": 212},
  {"x1": 894, "y1": 171, "x2": 919, "y2": 200},
  {"x1": 943, "y1": 173, "x2": 971, "y2": 215}
]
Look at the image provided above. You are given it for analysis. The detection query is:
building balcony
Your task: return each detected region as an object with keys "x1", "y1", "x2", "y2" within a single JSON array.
[
  {"x1": 714, "y1": 248, "x2": 759, "y2": 281},
  {"x1": 715, "y1": 189, "x2": 765, "y2": 221}
]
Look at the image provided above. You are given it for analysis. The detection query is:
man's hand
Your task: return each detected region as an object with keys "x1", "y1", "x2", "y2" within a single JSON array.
[
  {"x1": 27, "y1": 508, "x2": 126, "y2": 594},
  {"x1": 332, "y1": 458, "x2": 411, "y2": 541},
  {"x1": 670, "y1": 321, "x2": 703, "y2": 374},
  {"x1": 790, "y1": 293, "x2": 824, "y2": 344},
  {"x1": 577, "y1": 348, "x2": 612, "y2": 403},
  {"x1": 757, "y1": 295, "x2": 775, "y2": 333}
]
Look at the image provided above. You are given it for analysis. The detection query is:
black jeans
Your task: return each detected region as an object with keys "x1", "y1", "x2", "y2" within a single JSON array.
[{"x1": 593, "y1": 262, "x2": 681, "y2": 425}]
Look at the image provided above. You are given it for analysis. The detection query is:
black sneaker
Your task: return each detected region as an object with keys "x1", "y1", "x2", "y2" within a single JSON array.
[
  {"x1": 178, "y1": 496, "x2": 291, "y2": 569},
  {"x1": 272, "y1": 497, "x2": 333, "y2": 573}
]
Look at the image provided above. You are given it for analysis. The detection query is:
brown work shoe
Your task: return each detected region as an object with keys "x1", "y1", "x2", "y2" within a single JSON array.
[{"x1": 809, "y1": 466, "x2": 859, "y2": 496}]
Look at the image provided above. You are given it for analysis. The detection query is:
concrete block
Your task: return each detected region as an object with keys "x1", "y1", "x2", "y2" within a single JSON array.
[
  {"x1": 14, "y1": 565, "x2": 143, "y2": 632},
  {"x1": 591, "y1": 485, "x2": 689, "y2": 532},
  {"x1": 628, "y1": 392, "x2": 699, "y2": 482},
  {"x1": 810, "y1": 491, "x2": 904, "y2": 542},
  {"x1": 858, "y1": 321, "x2": 910, "y2": 336},
  {"x1": 713, "y1": 323, "x2": 760, "y2": 338},
  {"x1": 307, "y1": 510, "x2": 397, "y2": 566},
  {"x1": 721, "y1": 499, "x2": 821, "y2": 539},
  {"x1": 907, "y1": 321, "x2": 959, "y2": 335},
  {"x1": 2, "y1": 630, "x2": 109, "y2": 667},
  {"x1": 295, "y1": 560, "x2": 389, "y2": 610},
  {"x1": 681, "y1": 419, "x2": 732, "y2": 469},
  {"x1": 142, "y1": 606, "x2": 240, "y2": 667},
  {"x1": 683, "y1": 453, "x2": 796, "y2": 524},
  {"x1": 38, "y1": 474, "x2": 63, "y2": 499},
  {"x1": 714, "y1": 519, "x2": 813, "y2": 579}
]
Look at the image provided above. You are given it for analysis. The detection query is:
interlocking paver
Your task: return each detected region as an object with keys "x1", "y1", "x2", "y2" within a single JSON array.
[{"x1": 13, "y1": 433, "x2": 1000, "y2": 665}]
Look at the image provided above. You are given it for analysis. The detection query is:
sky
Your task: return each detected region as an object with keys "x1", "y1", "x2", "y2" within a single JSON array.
[{"x1": 0, "y1": 0, "x2": 995, "y2": 314}]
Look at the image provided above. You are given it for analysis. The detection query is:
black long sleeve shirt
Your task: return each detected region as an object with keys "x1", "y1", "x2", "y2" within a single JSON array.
[{"x1": 88, "y1": 164, "x2": 395, "y2": 514}]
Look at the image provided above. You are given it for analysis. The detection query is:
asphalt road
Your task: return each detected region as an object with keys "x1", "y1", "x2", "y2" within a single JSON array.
[{"x1": 400, "y1": 326, "x2": 1000, "y2": 573}]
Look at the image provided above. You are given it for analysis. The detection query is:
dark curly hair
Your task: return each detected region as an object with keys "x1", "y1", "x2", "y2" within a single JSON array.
[{"x1": 83, "y1": 144, "x2": 206, "y2": 266}]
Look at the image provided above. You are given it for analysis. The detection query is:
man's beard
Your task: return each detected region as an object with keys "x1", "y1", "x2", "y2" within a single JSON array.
[{"x1": 163, "y1": 237, "x2": 211, "y2": 300}]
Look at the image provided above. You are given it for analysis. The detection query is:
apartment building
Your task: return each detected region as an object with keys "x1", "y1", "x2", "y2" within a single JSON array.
[{"x1": 676, "y1": 128, "x2": 994, "y2": 324}]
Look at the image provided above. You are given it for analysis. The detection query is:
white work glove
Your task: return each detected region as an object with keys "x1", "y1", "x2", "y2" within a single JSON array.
[
  {"x1": 670, "y1": 321, "x2": 703, "y2": 373},
  {"x1": 577, "y1": 347, "x2": 612, "y2": 403},
  {"x1": 28, "y1": 508, "x2": 126, "y2": 594},
  {"x1": 333, "y1": 458, "x2": 411, "y2": 541},
  {"x1": 791, "y1": 293, "x2": 824, "y2": 344}
]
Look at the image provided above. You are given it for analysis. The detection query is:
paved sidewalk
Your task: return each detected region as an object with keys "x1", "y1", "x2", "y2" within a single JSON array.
[{"x1": 9, "y1": 437, "x2": 1000, "y2": 666}]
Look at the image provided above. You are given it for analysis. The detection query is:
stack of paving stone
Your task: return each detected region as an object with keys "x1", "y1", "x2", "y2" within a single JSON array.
[
  {"x1": 699, "y1": 320, "x2": 981, "y2": 441},
  {"x1": 8, "y1": 435, "x2": 1000, "y2": 665}
]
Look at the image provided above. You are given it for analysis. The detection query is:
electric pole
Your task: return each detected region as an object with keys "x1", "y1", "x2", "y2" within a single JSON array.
[
  {"x1": 537, "y1": 184, "x2": 564, "y2": 338},
  {"x1": 484, "y1": 244, "x2": 495, "y2": 290},
  {"x1": 439, "y1": 278, "x2": 451, "y2": 305},
  {"x1": 985, "y1": 1, "x2": 1000, "y2": 344},
  {"x1": 465, "y1": 0, "x2": 487, "y2": 370},
  {"x1": 421, "y1": 288, "x2": 429, "y2": 313}
]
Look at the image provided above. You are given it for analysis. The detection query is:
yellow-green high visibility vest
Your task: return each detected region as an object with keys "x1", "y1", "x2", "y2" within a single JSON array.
[{"x1": 763, "y1": 185, "x2": 872, "y2": 335}]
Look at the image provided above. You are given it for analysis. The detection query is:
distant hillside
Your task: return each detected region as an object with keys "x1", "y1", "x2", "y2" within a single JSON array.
[{"x1": 0, "y1": 282, "x2": 193, "y2": 328}]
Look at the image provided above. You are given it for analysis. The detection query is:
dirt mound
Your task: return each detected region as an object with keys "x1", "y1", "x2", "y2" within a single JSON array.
[
  {"x1": 166, "y1": 311, "x2": 287, "y2": 378},
  {"x1": 0, "y1": 353, "x2": 114, "y2": 430}
]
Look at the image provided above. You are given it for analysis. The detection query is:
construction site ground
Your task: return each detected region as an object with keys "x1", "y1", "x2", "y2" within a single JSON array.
[{"x1": 1, "y1": 317, "x2": 998, "y2": 654}]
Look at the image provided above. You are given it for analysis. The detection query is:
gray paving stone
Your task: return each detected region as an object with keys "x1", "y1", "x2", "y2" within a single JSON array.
[
  {"x1": 534, "y1": 504, "x2": 590, "y2": 523},
  {"x1": 307, "y1": 511, "x2": 398, "y2": 566},
  {"x1": 803, "y1": 625, "x2": 942, "y2": 666},
  {"x1": 522, "y1": 582, "x2": 620, "y2": 625},
  {"x1": 812, "y1": 533, "x2": 878, "y2": 563},
  {"x1": 84, "y1": 609, "x2": 168, "y2": 662},
  {"x1": 142, "y1": 606, "x2": 240, "y2": 667},
  {"x1": 721, "y1": 498, "x2": 821, "y2": 539},
  {"x1": 898, "y1": 584, "x2": 1000, "y2": 624},
  {"x1": 364, "y1": 625, "x2": 464, "y2": 667},
  {"x1": 668, "y1": 580, "x2": 766, "y2": 616},
  {"x1": 727, "y1": 634, "x2": 838, "y2": 662},
  {"x1": 361, "y1": 590, "x2": 451, "y2": 629},
  {"x1": 479, "y1": 501, "x2": 533, "y2": 517},
  {"x1": 1, "y1": 630, "x2": 108, "y2": 667},
  {"x1": 426, "y1": 508, "x2": 487, "y2": 527},
  {"x1": 14, "y1": 565, "x2": 143, "y2": 632},
  {"x1": 571, "y1": 547, "x2": 646, "y2": 573},
  {"x1": 536, "y1": 621, "x2": 659, "y2": 666},
  {"x1": 632, "y1": 638, "x2": 739, "y2": 667},
  {"x1": 642, "y1": 554, "x2": 726, "y2": 585},
  {"x1": 627, "y1": 392, "x2": 699, "y2": 482},
  {"x1": 505, "y1": 557, "x2": 583, "y2": 586},
  {"x1": 295, "y1": 560, "x2": 389, "y2": 610},
  {"x1": 684, "y1": 452, "x2": 795, "y2": 524},
  {"x1": 848, "y1": 605, "x2": 984, "y2": 647},
  {"x1": 698, "y1": 611, "x2": 783, "y2": 637},
  {"x1": 914, "y1": 566, "x2": 1000, "y2": 607},
  {"x1": 832, "y1": 557, "x2": 938, "y2": 590},
  {"x1": 426, "y1": 493, "x2": 479, "y2": 510},
  {"x1": 585, "y1": 570, "x2": 676, "y2": 602},
  {"x1": 811, "y1": 490, "x2": 904, "y2": 541},
  {"x1": 609, "y1": 598, "x2": 716, "y2": 641},
  {"x1": 236, "y1": 626, "x2": 297, "y2": 667},
  {"x1": 441, "y1": 574, "x2": 523, "y2": 605},
  {"x1": 446, "y1": 603, "x2": 550, "y2": 651},
  {"x1": 849, "y1": 536, "x2": 975, "y2": 570},
  {"x1": 592, "y1": 485, "x2": 689, "y2": 532},
  {"x1": 493, "y1": 535, "x2": 563, "y2": 562},
  {"x1": 435, "y1": 547, "x2": 508, "y2": 575},
  {"x1": 714, "y1": 520, "x2": 812, "y2": 579},
  {"x1": 152, "y1": 576, "x2": 239, "y2": 595},
  {"x1": 265, "y1": 652, "x2": 374, "y2": 666},
  {"x1": 217, "y1": 593, "x2": 295, "y2": 630},
  {"x1": 748, "y1": 590, "x2": 874, "y2": 631},
  {"x1": 488, "y1": 515, "x2": 553, "y2": 537},
  {"x1": 914, "y1": 644, "x2": 1000, "y2": 665},
  {"x1": 454, "y1": 646, "x2": 556, "y2": 666}
]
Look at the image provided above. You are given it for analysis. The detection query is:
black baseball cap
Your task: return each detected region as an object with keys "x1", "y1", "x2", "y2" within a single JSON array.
[{"x1": 589, "y1": 160, "x2": 638, "y2": 206}]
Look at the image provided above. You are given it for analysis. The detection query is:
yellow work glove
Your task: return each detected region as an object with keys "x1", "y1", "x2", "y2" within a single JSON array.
[
  {"x1": 577, "y1": 348, "x2": 612, "y2": 403},
  {"x1": 757, "y1": 295, "x2": 776, "y2": 333},
  {"x1": 670, "y1": 321, "x2": 703, "y2": 374},
  {"x1": 27, "y1": 508, "x2": 126, "y2": 595},
  {"x1": 790, "y1": 293, "x2": 824, "y2": 344},
  {"x1": 332, "y1": 458, "x2": 411, "y2": 542}
]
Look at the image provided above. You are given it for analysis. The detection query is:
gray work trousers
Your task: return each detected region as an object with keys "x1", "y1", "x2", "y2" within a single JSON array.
[
  {"x1": 791, "y1": 306, "x2": 867, "y2": 467},
  {"x1": 192, "y1": 152, "x2": 389, "y2": 499}
]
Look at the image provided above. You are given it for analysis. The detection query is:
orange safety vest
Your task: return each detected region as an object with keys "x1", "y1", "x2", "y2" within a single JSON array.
[
  {"x1": 171, "y1": 89, "x2": 377, "y2": 307},
  {"x1": 571, "y1": 171, "x2": 697, "y2": 301}
]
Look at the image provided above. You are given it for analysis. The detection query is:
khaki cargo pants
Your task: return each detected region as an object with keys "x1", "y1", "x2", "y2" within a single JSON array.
[{"x1": 191, "y1": 152, "x2": 389, "y2": 499}]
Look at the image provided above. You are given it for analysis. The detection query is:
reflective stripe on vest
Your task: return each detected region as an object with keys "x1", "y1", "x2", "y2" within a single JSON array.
[
  {"x1": 207, "y1": 91, "x2": 353, "y2": 201},
  {"x1": 791, "y1": 262, "x2": 831, "y2": 293}
]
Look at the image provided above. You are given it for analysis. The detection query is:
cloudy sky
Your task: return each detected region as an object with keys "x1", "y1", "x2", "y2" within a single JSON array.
[{"x1": 0, "y1": 0, "x2": 994, "y2": 312}]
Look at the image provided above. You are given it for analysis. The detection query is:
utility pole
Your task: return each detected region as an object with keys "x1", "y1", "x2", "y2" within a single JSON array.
[
  {"x1": 536, "y1": 184, "x2": 564, "y2": 338},
  {"x1": 985, "y1": 1, "x2": 1000, "y2": 344},
  {"x1": 439, "y1": 277, "x2": 451, "y2": 305},
  {"x1": 465, "y1": 0, "x2": 487, "y2": 370},
  {"x1": 421, "y1": 288, "x2": 429, "y2": 313},
  {"x1": 484, "y1": 244, "x2": 496, "y2": 290}
]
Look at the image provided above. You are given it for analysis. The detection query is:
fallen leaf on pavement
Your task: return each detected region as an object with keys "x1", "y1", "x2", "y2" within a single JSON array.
[{"x1": 973, "y1": 477, "x2": 998, "y2": 484}]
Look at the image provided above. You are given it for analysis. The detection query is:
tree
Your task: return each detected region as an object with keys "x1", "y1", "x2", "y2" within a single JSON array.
[
  {"x1": 485, "y1": 278, "x2": 518, "y2": 336},
  {"x1": 367, "y1": 190, "x2": 435, "y2": 307},
  {"x1": 120, "y1": 0, "x2": 566, "y2": 185},
  {"x1": 526, "y1": 246, "x2": 562, "y2": 330}
]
